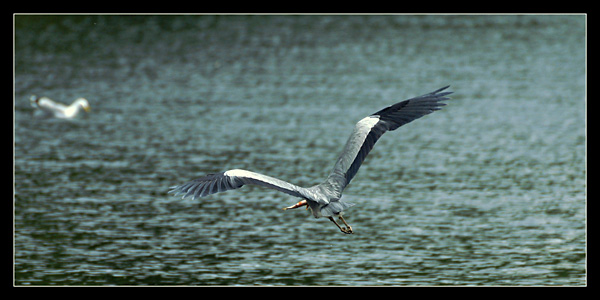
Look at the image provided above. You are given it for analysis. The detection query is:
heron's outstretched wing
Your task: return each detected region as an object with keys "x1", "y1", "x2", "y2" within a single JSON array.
[
  {"x1": 169, "y1": 169, "x2": 306, "y2": 200},
  {"x1": 324, "y1": 86, "x2": 452, "y2": 193}
]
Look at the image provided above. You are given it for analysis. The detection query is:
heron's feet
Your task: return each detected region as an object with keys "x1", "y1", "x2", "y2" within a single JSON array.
[
  {"x1": 340, "y1": 226, "x2": 353, "y2": 234},
  {"x1": 339, "y1": 216, "x2": 353, "y2": 234},
  {"x1": 328, "y1": 216, "x2": 354, "y2": 234}
]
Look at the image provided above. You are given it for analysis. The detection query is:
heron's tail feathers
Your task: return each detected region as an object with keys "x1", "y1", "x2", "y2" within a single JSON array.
[{"x1": 320, "y1": 201, "x2": 355, "y2": 217}]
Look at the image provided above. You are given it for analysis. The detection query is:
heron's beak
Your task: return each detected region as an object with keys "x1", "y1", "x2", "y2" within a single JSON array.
[
  {"x1": 283, "y1": 200, "x2": 308, "y2": 210},
  {"x1": 84, "y1": 106, "x2": 91, "y2": 113}
]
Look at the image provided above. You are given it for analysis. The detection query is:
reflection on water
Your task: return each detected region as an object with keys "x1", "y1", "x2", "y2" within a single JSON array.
[{"x1": 15, "y1": 15, "x2": 585, "y2": 285}]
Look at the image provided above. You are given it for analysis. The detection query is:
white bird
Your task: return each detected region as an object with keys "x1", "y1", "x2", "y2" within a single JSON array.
[
  {"x1": 30, "y1": 95, "x2": 91, "y2": 119},
  {"x1": 169, "y1": 86, "x2": 452, "y2": 234}
]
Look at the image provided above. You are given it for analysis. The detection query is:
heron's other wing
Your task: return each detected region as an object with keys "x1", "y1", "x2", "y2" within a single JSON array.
[
  {"x1": 324, "y1": 86, "x2": 452, "y2": 192},
  {"x1": 169, "y1": 169, "x2": 306, "y2": 200},
  {"x1": 371, "y1": 85, "x2": 452, "y2": 131}
]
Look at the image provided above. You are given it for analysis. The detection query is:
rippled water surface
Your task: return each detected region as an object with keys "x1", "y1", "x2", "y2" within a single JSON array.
[{"x1": 14, "y1": 15, "x2": 586, "y2": 285}]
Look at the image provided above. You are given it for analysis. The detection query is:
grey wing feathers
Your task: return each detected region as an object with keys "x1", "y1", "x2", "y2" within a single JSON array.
[
  {"x1": 373, "y1": 85, "x2": 452, "y2": 131},
  {"x1": 168, "y1": 172, "x2": 238, "y2": 200},
  {"x1": 169, "y1": 169, "x2": 306, "y2": 200},
  {"x1": 325, "y1": 86, "x2": 452, "y2": 191}
]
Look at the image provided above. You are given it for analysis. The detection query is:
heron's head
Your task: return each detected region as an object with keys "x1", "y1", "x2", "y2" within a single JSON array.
[{"x1": 76, "y1": 98, "x2": 91, "y2": 112}]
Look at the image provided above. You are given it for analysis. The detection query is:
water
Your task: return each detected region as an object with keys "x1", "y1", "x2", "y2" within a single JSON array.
[{"x1": 14, "y1": 15, "x2": 586, "y2": 285}]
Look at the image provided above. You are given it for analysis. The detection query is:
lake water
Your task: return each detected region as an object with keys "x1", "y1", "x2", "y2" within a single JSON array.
[{"x1": 14, "y1": 15, "x2": 586, "y2": 285}]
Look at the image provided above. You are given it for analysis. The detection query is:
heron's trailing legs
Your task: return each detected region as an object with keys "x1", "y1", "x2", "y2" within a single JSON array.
[
  {"x1": 339, "y1": 215, "x2": 353, "y2": 234},
  {"x1": 284, "y1": 200, "x2": 353, "y2": 234},
  {"x1": 328, "y1": 216, "x2": 353, "y2": 234}
]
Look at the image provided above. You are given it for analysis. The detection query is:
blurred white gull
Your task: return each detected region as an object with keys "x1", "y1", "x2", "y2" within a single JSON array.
[
  {"x1": 30, "y1": 95, "x2": 91, "y2": 119},
  {"x1": 169, "y1": 86, "x2": 452, "y2": 234}
]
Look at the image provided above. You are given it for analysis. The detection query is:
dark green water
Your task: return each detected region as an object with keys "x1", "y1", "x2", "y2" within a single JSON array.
[{"x1": 14, "y1": 15, "x2": 585, "y2": 285}]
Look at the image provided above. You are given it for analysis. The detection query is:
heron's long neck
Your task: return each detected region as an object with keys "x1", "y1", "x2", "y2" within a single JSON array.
[{"x1": 64, "y1": 100, "x2": 86, "y2": 117}]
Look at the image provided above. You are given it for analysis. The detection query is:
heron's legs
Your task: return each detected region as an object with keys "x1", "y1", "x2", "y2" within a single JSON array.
[
  {"x1": 338, "y1": 215, "x2": 353, "y2": 234},
  {"x1": 328, "y1": 216, "x2": 353, "y2": 234},
  {"x1": 328, "y1": 217, "x2": 344, "y2": 232}
]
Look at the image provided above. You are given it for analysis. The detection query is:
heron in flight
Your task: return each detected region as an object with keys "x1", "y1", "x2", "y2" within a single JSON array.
[
  {"x1": 30, "y1": 95, "x2": 91, "y2": 119},
  {"x1": 169, "y1": 86, "x2": 452, "y2": 234}
]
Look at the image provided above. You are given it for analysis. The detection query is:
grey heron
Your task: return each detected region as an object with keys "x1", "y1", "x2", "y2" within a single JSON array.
[
  {"x1": 30, "y1": 95, "x2": 91, "y2": 119},
  {"x1": 169, "y1": 86, "x2": 452, "y2": 234}
]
